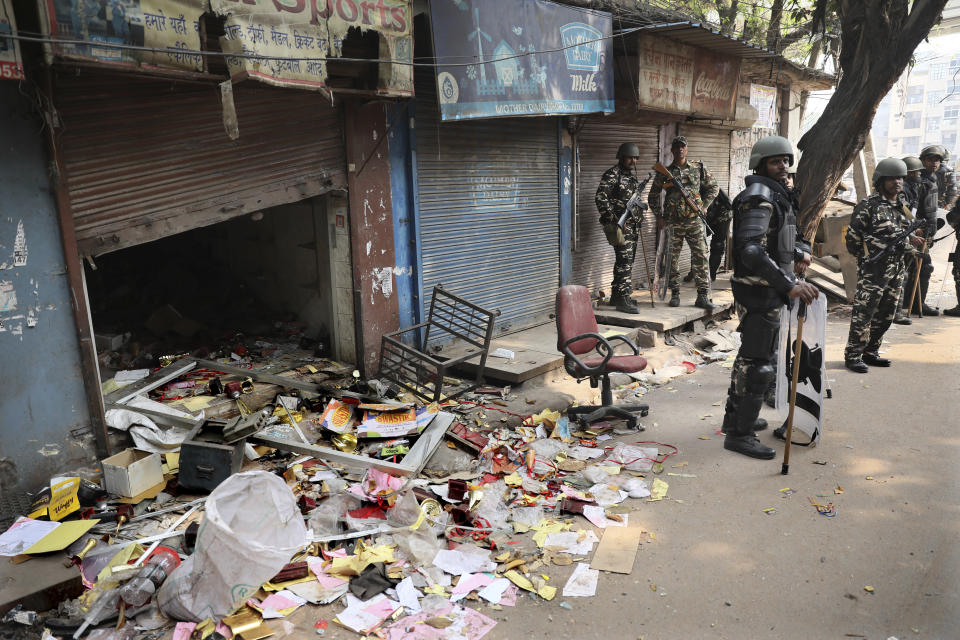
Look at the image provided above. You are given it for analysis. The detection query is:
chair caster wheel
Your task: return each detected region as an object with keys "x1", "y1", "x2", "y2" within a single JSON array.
[
  {"x1": 578, "y1": 418, "x2": 589, "y2": 431},
  {"x1": 626, "y1": 418, "x2": 638, "y2": 430},
  {"x1": 641, "y1": 409, "x2": 649, "y2": 417}
]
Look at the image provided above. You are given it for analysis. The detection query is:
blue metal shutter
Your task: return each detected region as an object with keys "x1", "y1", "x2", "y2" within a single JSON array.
[{"x1": 415, "y1": 84, "x2": 560, "y2": 336}]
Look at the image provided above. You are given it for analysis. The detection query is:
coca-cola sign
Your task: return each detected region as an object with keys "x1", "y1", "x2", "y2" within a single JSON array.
[{"x1": 637, "y1": 34, "x2": 740, "y2": 119}]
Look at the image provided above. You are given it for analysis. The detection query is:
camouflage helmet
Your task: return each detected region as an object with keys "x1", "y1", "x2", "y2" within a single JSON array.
[
  {"x1": 873, "y1": 157, "x2": 908, "y2": 186},
  {"x1": 749, "y1": 136, "x2": 794, "y2": 170},
  {"x1": 901, "y1": 156, "x2": 924, "y2": 172},
  {"x1": 920, "y1": 144, "x2": 945, "y2": 160},
  {"x1": 617, "y1": 142, "x2": 640, "y2": 158}
]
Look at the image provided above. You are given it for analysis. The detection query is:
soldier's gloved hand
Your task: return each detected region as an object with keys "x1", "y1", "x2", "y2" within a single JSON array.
[
  {"x1": 794, "y1": 252, "x2": 811, "y2": 276},
  {"x1": 788, "y1": 281, "x2": 819, "y2": 305},
  {"x1": 909, "y1": 233, "x2": 924, "y2": 248},
  {"x1": 603, "y1": 224, "x2": 625, "y2": 247}
]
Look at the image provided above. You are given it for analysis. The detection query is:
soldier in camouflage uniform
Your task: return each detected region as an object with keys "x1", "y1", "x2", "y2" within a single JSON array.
[
  {"x1": 844, "y1": 158, "x2": 925, "y2": 373},
  {"x1": 648, "y1": 136, "x2": 719, "y2": 309},
  {"x1": 894, "y1": 156, "x2": 939, "y2": 323},
  {"x1": 943, "y1": 204, "x2": 960, "y2": 317},
  {"x1": 920, "y1": 145, "x2": 958, "y2": 209},
  {"x1": 596, "y1": 142, "x2": 643, "y2": 314},
  {"x1": 720, "y1": 135, "x2": 818, "y2": 460}
]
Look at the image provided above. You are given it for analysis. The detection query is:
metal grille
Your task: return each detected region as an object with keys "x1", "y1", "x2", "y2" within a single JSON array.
[
  {"x1": 53, "y1": 68, "x2": 347, "y2": 256},
  {"x1": 572, "y1": 120, "x2": 660, "y2": 296},
  {"x1": 415, "y1": 72, "x2": 560, "y2": 337}
]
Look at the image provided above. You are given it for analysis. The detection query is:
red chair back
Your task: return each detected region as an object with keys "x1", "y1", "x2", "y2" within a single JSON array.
[{"x1": 556, "y1": 285, "x2": 599, "y2": 355}]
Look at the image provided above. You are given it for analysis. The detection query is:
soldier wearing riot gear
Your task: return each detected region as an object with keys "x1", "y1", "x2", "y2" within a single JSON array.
[
  {"x1": 920, "y1": 145, "x2": 958, "y2": 209},
  {"x1": 894, "y1": 156, "x2": 939, "y2": 323},
  {"x1": 596, "y1": 142, "x2": 642, "y2": 313},
  {"x1": 720, "y1": 136, "x2": 818, "y2": 460},
  {"x1": 844, "y1": 158, "x2": 925, "y2": 373}
]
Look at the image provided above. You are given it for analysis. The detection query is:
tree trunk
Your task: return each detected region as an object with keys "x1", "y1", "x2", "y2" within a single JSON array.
[
  {"x1": 796, "y1": 0, "x2": 947, "y2": 239},
  {"x1": 718, "y1": 1, "x2": 740, "y2": 36},
  {"x1": 766, "y1": 0, "x2": 785, "y2": 51}
]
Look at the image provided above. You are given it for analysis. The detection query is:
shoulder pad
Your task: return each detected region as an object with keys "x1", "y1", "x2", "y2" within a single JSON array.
[{"x1": 741, "y1": 181, "x2": 775, "y2": 206}]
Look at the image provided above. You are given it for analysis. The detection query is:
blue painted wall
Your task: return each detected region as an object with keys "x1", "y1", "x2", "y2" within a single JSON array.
[
  {"x1": 0, "y1": 84, "x2": 94, "y2": 495},
  {"x1": 387, "y1": 101, "x2": 420, "y2": 332}
]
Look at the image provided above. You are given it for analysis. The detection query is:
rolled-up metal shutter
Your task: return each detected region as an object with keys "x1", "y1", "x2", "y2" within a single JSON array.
[
  {"x1": 54, "y1": 68, "x2": 347, "y2": 257},
  {"x1": 415, "y1": 79, "x2": 560, "y2": 337},
  {"x1": 675, "y1": 124, "x2": 732, "y2": 277},
  {"x1": 572, "y1": 121, "x2": 659, "y2": 296}
]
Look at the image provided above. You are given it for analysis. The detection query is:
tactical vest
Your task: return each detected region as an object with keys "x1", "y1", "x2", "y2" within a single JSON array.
[{"x1": 731, "y1": 176, "x2": 796, "y2": 277}]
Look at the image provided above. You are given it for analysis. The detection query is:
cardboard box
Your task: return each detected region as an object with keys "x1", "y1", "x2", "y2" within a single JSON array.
[{"x1": 102, "y1": 449, "x2": 164, "y2": 497}]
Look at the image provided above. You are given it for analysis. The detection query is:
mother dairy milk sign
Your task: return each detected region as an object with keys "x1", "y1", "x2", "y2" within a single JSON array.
[{"x1": 429, "y1": 0, "x2": 614, "y2": 120}]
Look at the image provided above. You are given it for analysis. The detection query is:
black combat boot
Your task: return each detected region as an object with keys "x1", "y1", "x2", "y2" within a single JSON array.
[
  {"x1": 611, "y1": 292, "x2": 640, "y2": 314},
  {"x1": 863, "y1": 351, "x2": 891, "y2": 367},
  {"x1": 720, "y1": 394, "x2": 767, "y2": 435},
  {"x1": 723, "y1": 394, "x2": 776, "y2": 460},
  {"x1": 892, "y1": 312, "x2": 912, "y2": 325},
  {"x1": 945, "y1": 305, "x2": 960, "y2": 317},
  {"x1": 682, "y1": 270, "x2": 694, "y2": 283},
  {"x1": 669, "y1": 289, "x2": 680, "y2": 307},
  {"x1": 694, "y1": 289, "x2": 716, "y2": 311},
  {"x1": 845, "y1": 358, "x2": 869, "y2": 373}
]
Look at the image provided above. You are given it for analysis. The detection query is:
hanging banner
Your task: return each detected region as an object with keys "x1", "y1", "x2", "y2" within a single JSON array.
[
  {"x1": 40, "y1": 0, "x2": 413, "y2": 93},
  {"x1": 637, "y1": 33, "x2": 740, "y2": 119},
  {"x1": 429, "y1": 0, "x2": 614, "y2": 121},
  {"x1": 750, "y1": 83, "x2": 777, "y2": 129},
  {"x1": 212, "y1": 0, "x2": 412, "y2": 93},
  {"x1": 1, "y1": 0, "x2": 26, "y2": 80},
  {"x1": 775, "y1": 296, "x2": 828, "y2": 446}
]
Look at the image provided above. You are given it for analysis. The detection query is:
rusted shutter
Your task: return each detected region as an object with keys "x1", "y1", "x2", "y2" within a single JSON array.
[
  {"x1": 572, "y1": 121, "x2": 659, "y2": 296},
  {"x1": 675, "y1": 124, "x2": 732, "y2": 278},
  {"x1": 53, "y1": 69, "x2": 347, "y2": 257}
]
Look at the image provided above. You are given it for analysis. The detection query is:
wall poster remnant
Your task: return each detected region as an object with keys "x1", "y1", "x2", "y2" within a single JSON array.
[
  {"x1": 39, "y1": 0, "x2": 413, "y2": 94},
  {"x1": 637, "y1": 33, "x2": 740, "y2": 120}
]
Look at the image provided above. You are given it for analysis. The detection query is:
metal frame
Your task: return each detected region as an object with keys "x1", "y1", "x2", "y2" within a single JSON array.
[
  {"x1": 379, "y1": 286, "x2": 498, "y2": 403},
  {"x1": 250, "y1": 411, "x2": 453, "y2": 477}
]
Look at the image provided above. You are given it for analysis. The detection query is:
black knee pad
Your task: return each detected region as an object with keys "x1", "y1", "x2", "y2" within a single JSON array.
[{"x1": 745, "y1": 363, "x2": 775, "y2": 395}]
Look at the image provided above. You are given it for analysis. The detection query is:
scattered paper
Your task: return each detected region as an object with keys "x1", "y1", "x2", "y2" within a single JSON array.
[
  {"x1": 433, "y1": 549, "x2": 495, "y2": 576},
  {"x1": 476, "y1": 578, "x2": 511, "y2": 604},
  {"x1": 490, "y1": 348, "x2": 516, "y2": 359},
  {"x1": 542, "y1": 530, "x2": 599, "y2": 555},
  {"x1": 335, "y1": 594, "x2": 401, "y2": 634},
  {"x1": 649, "y1": 478, "x2": 669, "y2": 501},
  {"x1": 562, "y1": 562, "x2": 599, "y2": 597},
  {"x1": 396, "y1": 577, "x2": 423, "y2": 613},
  {"x1": 450, "y1": 573, "x2": 495, "y2": 602},
  {"x1": 383, "y1": 605, "x2": 497, "y2": 640},
  {"x1": 582, "y1": 505, "x2": 628, "y2": 529},
  {"x1": 0, "y1": 517, "x2": 61, "y2": 556}
]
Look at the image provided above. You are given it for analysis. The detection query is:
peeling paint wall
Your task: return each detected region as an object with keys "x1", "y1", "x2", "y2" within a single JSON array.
[
  {"x1": 345, "y1": 101, "x2": 400, "y2": 375},
  {"x1": 0, "y1": 84, "x2": 94, "y2": 495}
]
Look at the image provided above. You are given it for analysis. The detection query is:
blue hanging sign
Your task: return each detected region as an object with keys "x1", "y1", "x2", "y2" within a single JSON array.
[{"x1": 429, "y1": 0, "x2": 614, "y2": 120}]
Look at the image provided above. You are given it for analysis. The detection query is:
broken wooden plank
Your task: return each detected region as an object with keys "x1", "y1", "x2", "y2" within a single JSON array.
[
  {"x1": 249, "y1": 412, "x2": 454, "y2": 477},
  {"x1": 193, "y1": 358, "x2": 336, "y2": 395}
]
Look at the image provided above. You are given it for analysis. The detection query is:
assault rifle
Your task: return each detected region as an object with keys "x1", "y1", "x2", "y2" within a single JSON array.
[
  {"x1": 616, "y1": 172, "x2": 654, "y2": 231},
  {"x1": 653, "y1": 162, "x2": 714, "y2": 236},
  {"x1": 864, "y1": 218, "x2": 924, "y2": 265}
]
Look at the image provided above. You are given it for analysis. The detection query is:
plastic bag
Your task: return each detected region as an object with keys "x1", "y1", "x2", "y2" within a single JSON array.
[
  {"x1": 308, "y1": 493, "x2": 362, "y2": 536},
  {"x1": 581, "y1": 465, "x2": 612, "y2": 485},
  {"x1": 394, "y1": 527, "x2": 446, "y2": 566},
  {"x1": 607, "y1": 442, "x2": 659, "y2": 472},
  {"x1": 158, "y1": 471, "x2": 307, "y2": 622},
  {"x1": 386, "y1": 491, "x2": 422, "y2": 528}
]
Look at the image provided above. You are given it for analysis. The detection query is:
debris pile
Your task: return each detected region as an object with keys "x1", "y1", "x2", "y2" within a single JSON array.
[{"x1": 0, "y1": 352, "x2": 693, "y2": 639}]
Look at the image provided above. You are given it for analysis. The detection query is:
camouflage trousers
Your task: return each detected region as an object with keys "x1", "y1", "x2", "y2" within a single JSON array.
[
  {"x1": 611, "y1": 228, "x2": 639, "y2": 297},
  {"x1": 844, "y1": 255, "x2": 906, "y2": 361},
  {"x1": 953, "y1": 246, "x2": 960, "y2": 301},
  {"x1": 668, "y1": 217, "x2": 709, "y2": 291},
  {"x1": 897, "y1": 252, "x2": 932, "y2": 312}
]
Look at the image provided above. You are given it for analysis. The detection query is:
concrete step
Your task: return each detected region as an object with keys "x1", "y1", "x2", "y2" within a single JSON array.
[{"x1": 593, "y1": 276, "x2": 735, "y2": 332}]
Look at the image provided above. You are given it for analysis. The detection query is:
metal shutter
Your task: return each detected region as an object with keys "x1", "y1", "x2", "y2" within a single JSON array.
[
  {"x1": 675, "y1": 124, "x2": 732, "y2": 276},
  {"x1": 54, "y1": 69, "x2": 347, "y2": 257},
  {"x1": 572, "y1": 121, "x2": 659, "y2": 296},
  {"x1": 415, "y1": 81, "x2": 560, "y2": 337}
]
